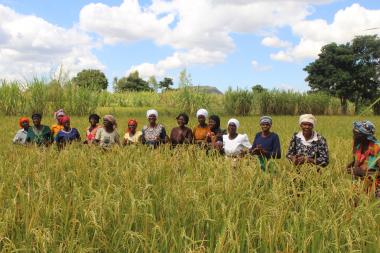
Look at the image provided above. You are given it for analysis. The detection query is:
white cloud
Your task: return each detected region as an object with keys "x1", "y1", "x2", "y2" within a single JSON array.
[
  {"x1": 0, "y1": 4, "x2": 104, "y2": 81},
  {"x1": 127, "y1": 48, "x2": 226, "y2": 79},
  {"x1": 261, "y1": 36, "x2": 292, "y2": 48},
  {"x1": 271, "y1": 4, "x2": 380, "y2": 62},
  {"x1": 251, "y1": 60, "x2": 272, "y2": 72}
]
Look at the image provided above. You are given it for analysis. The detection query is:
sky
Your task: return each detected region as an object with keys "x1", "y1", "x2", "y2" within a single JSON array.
[{"x1": 0, "y1": 0, "x2": 379, "y2": 92}]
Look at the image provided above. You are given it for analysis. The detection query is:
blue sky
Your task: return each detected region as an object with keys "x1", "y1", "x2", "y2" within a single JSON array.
[{"x1": 0, "y1": 0, "x2": 379, "y2": 92}]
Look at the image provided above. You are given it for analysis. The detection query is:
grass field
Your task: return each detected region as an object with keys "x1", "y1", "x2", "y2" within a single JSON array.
[{"x1": 0, "y1": 114, "x2": 380, "y2": 252}]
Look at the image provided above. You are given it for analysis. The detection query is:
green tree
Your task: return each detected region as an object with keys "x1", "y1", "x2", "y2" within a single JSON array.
[
  {"x1": 114, "y1": 71, "x2": 152, "y2": 92},
  {"x1": 72, "y1": 69, "x2": 108, "y2": 91},
  {"x1": 159, "y1": 77, "x2": 174, "y2": 91},
  {"x1": 252, "y1": 84, "x2": 267, "y2": 93},
  {"x1": 304, "y1": 35, "x2": 380, "y2": 114},
  {"x1": 148, "y1": 76, "x2": 159, "y2": 92}
]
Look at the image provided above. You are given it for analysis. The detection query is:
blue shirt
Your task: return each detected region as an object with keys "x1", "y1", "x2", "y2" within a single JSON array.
[
  {"x1": 252, "y1": 132, "x2": 281, "y2": 159},
  {"x1": 55, "y1": 128, "x2": 81, "y2": 143}
]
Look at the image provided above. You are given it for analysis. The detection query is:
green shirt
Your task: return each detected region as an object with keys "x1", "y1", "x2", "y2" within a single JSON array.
[{"x1": 26, "y1": 125, "x2": 52, "y2": 146}]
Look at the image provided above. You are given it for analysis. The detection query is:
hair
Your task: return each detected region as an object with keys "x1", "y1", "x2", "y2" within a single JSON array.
[
  {"x1": 209, "y1": 115, "x2": 220, "y2": 129},
  {"x1": 89, "y1": 114, "x2": 100, "y2": 123},
  {"x1": 32, "y1": 113, "x2": 42, "y2": 119},
  {"x1": 176, "y1": 113, "x2": 189, "y2": 125}
]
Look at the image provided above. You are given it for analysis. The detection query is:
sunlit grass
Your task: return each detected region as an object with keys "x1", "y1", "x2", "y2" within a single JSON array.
[{"x1": 0, "y1": 115, "x2": 379, "y2": 252}]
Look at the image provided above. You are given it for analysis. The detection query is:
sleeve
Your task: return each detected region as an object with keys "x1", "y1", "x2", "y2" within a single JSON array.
[
  {"x1": 115, "y1": 131, "x2": 120, "y2": 144},
  {"x1": 286, "y1": 135, "x2": 297, "y2": 160},
  {"x1": 271, "y1": 134, "x2": 281, "y2": 159},
  {"x1": 160, "y1": 126, "x2": 167, "y2": 143},
  {"x1": 141, "y1": 127, "x2": 146, "y2": 144},
  {"x1": 54, "y1": 132, "x2": 60, "y2": 143},
  {"x1": 241, "y1": 134, "x2": 252, "y2": 148},
  {"x1": 46, "y1": 127, "x2": 53, "y2": 143},
  {"x1": 75, "y1": 129, "x2": 81, "y2": 140},
  {"x1": 13, "y1": 131, "x2": 20, "y2": 144},
  {"x1": 315, "y1": 136, "x2": 329, "y2": 167},
  {"x1": 252, "y1": 133, "x2": 259, "y2": 148},
  {"x1": 95, "y1": 128, "x2": 101, "y2": 140}
]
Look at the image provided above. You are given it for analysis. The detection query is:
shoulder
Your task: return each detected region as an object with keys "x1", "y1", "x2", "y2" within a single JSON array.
[
  {"x1": 43, "y1": 125, "x2": 51, "y2": 131},
  {"x1": 316, "y1": 133, "x2": 327, "y2": 142}
]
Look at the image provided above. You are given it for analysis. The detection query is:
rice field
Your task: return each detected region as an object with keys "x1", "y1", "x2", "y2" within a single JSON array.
[{"x1": 0, "y1": 114, "x2": 380, "y2": 252}]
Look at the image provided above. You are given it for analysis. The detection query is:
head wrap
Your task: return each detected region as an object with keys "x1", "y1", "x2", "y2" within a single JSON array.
[
  {"x1": 103, "y1": 115, "x2": 117, "y2": 128},
  {"x1": 176, "y1": 113, "x2": 189, "y2": 125},
  {"x1": 260, "y1": 116, "x2": 272, "y2": 125},
  {"x1": 227, "y1": 118, "x2": 240, "y2": 129},
  {"x1": 146, "y1": 109, "x2": 158, "y2": 119},
  {"x1": 54, "y1": 109, "x2": 65, "y2": 120},
  {"x1": 18, "y1": 117, "x2": 30, "y2": 128},
  {"x1": 59, "y1": 115, "x2": 70, "y2": 124},
  {"x1": 196, "y1": 109, "x2": 208, "y2": 118},
  {"x1": 128, "y1": 119, "x2": 138, "y2": 126},
  {"x1": 32, "y1": 113, "x2": 42, "y2": 120},
  {"x1": 353, "y1": 121, "x2": 376, "y2": 142},
  {"x1": 89, "y1": 114, "x2": 100, "y2": 123},
  {"x1": 299, "y1": 114, "x2": 316, "y2": 126},
  {"x1": 209, "y1": 115, "x2": 220, "y2": 129}
]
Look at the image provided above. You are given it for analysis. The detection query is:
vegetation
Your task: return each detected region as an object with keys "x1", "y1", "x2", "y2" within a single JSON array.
[
  {"x1": 304, "y1": 35, "x2": 380, "y2": 114},
  {"x1": 72, "y1": 69, "x2": 108, "y2": 91},
  {"x1": 0, "y1": 115, "x2": 379, "y2": 252}
]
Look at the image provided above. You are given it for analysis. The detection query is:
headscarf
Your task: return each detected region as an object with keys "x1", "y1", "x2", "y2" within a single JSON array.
[
  {"x1": 299, "y1": 114, "x2": 316, "y2": 126},
  {"x1": 209, "y1": 115, "x2": 220, "y2": 129},
  {"x1": 54, "y1": 109, "x2": 65, "y2": 121},
  {"x1": 59, "y1": 115, "x2": 70, "y2": 124},
  {"x1": 89, "y1": 114, "x2": 100, "y2": 123},
  {"x1": 18, "y1": 117, "x2": 30, "y2": 128},
  {"x1": 103, "y1": 115, "x2": 117, "y2": 128},
  {"x1": 196, "y1": 109, "x2": 208, "y2": 118},
  {"x1": 32, "y1": 113, "x2": 42, "y2": 120},
  {"x1": 227, "y1": 118, "x2": 240, "y2": 129},
  {"x1": 353, "y1": 121, "x2": 376, "y2": 142},
  {"x1": 260, "y1": 116, "x2": 272, "y2": 125},
  {"x1": 146, "y1": 109, "x2": 158, "y2": 119},
  {"x1": 176, "y1": 113, "x2": 189, "y2": 125}
]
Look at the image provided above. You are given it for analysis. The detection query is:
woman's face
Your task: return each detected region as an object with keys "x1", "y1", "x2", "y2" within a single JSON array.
[
  {"x1": 260, "y1": 123, "x2": 271, "y2": 132},
  {"x1": 177, "y1": 116, "x2": 185, "y2": 127},
  {"x1": 353, "y1": 130, "x2": 367, "y2": 144},
  {"x1": 209, "y1": 119, "x2": 216, "y2": 129},
  {"x1": 21, "y1": 121, "x2": 29, "y2": 129},
  {"x1": 198, "y1": 115, "x2": 206, "y2": 125},
  {"x1": 300, "y1": 122, "x2": 313, "y2": 135},
  {"x1": 148, "y1": 115, "x2": 157, "y2": 124},
  {"x1": 89, "y1": 117, "x2": 98, "y2": 126},
  {"x1": 128, "y1": 124, "x2": 137, "y2": 133},
  {"x1": 228, "y1": 123, "x2": 237, "y2": 135},
  {"x1": 103, "y1": 119, "x2": 112, "y2": 128},
  {"x1": 32, "y1": 117, "x2": 41, "y2": 126}
]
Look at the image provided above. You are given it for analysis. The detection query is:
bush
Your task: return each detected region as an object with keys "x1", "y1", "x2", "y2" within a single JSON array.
[
  {"x1": 0, "y1": 80, "x2": 26, "y2": 115},
  {"x1": 224, "y1": 88, "x2": 254, "y2": 116}
]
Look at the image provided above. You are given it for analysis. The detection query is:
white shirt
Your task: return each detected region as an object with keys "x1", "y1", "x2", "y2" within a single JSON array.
[
  {"x1": 13, "y1": 129, "x2": 28, "y2": 144},
  {"x1": 223, "y1": 134, "x2": 251, "y2": 156},
  {"x1": 296, "y1": 131, "x2": 318, "y2": 146}
]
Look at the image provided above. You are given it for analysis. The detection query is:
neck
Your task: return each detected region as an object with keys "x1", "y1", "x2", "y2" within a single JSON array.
[
  {"x1": 229, "y1": 132, "x2": 237, "y2": 138},
  {"x1": 303, "y1": 131, "x2": 313, "y2": 140},
  {"x1": 64, "y1": 127, "x2": 70, "y2": 131},
  {"x1": 199, "y1": 123, "x2": 206, "y2": 127},
  {"x1": 262, "y1": 130, "x2": 270, "y2": 137},
  {"x1": 150, "y1": 122, "x2": 156, "y2": 127}
]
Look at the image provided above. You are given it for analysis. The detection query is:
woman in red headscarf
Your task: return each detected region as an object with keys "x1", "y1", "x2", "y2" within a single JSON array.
[
  {"x1": 124, "y1": 119, "x2": 142, "y2": 145},
  {"x1": 13, "y1": 117, "x2": 30, "y2": 145},
  {"x1": 55, "y1": 116, "x2": 81, "y2": 149}
]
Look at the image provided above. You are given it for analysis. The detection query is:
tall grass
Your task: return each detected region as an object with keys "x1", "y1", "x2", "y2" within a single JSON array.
[{"x1": 0, "y1": 116, "x2": 379, "y2": 252}]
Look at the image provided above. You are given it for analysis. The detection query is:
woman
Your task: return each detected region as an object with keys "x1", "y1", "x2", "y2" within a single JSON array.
[
  {"x1": 13, "y1": 117, "x2": 30, "y2": 145},
  {"x1": 222, "y1": 119, "x2": 251, "y2": 157},
  {"x1": 286, "y1": 114, "x2": 329, "y2": 167},
  {"x1": 85, "y1": 114, "x2": 101, "y2": 144},
  {"x1": 170, "y1": 113, "x2": 193, "y2": 147},
  {"x1": 51, "y1": 109, "x2": 65, "y2": 138},
  {"x1": 55, "y1": 116, "x2": 81, "y2": 149},
  {"x1": 193, "y1": 108, "x2": 210, "y2": 145},
  {"x1": 347, "y1": 121, "x2": 380, "y2": 198},
  {"x1": 94, "y1": 115, "x2": 120, "y2": 148},
  {"x1": 26, "y1": 113, "x2": 52, "y2": 146},
  {"x1": 142, "y1": 109, "x2": 167, "y2": 147},
  {"x1": 124, "y1": 119, "x2": 142, "y2": 145},
  {"x1": 206, "y1": 115, "x2": 225, "y2": 148},
  {"x1": 250, "y1": 116, "x2": 281, "y2": 171}
]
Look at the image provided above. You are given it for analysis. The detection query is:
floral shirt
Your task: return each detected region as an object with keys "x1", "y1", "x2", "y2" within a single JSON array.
[
  {"x1": 142, "y1": 124, "x2": 166, "y2": 147},
  {"x1": 286, "y1": 132, "x2": 329, "y2": 167},
  {"x1": 354, "y1": 141, "x2": 380, "y2": 171}
]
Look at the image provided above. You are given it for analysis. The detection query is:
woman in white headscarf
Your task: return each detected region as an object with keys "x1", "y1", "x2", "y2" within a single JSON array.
[
  {"x1": 222, "y1": 118, "x2": 251, "y2": 157},
  {"x1": 286, "y1": 114, "x2": 329, "y2": 167},
  {"x1": 193, "y1": 108, "x2": 210, "y2": 145},
  {"x1": 142, "y1": 109, "x2": 167, "y2": 147}
]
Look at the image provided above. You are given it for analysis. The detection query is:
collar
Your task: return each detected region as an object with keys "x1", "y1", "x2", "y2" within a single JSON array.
[{"x1": 296, "y1": 131, "x2": 318, "y2": 146}]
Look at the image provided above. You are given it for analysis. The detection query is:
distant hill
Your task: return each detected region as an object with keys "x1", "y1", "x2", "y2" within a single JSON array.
[{"x1": 183, "y1": 85, "x2": 223, "y2": 94}]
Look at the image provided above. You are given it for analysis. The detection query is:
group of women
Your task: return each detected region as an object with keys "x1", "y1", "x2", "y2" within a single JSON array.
[{"x1": 12, "y1": 108, "x2": 380, "y2": 198}]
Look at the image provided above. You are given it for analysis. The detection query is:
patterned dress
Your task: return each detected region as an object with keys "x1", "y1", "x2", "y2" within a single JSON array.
[
  {"x1": 142, "y1": 124, "x2": 166, "y2": 147},
  {"x1": 286, "y1": 132, "x2": 329, "y2": 167}
]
